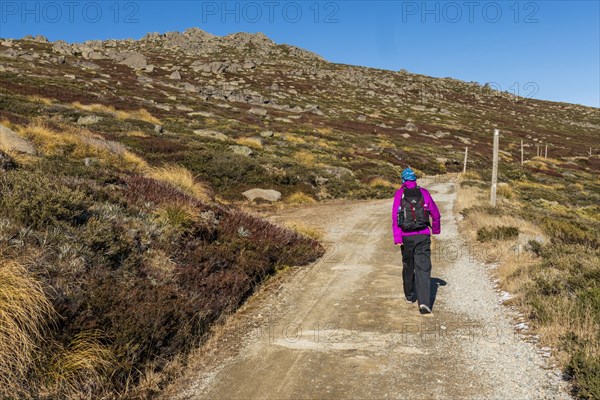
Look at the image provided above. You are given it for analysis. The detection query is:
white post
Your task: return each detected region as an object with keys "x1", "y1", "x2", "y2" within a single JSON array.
[
  {"x1": 463, "y1": 147, "x2": 468, "y2": 174},
  {"x1": 536, "y1": 144, "x2": 540, "y2": 157},
  {"x1": 521, "y1": 140, "x2": 524, "y2": 165},
  {"x1": 491, "y1": 129, "x2": 500, "y2": 207},
  {"x1": 545, "y1": 144, "x2": 548, "y2": 159}
]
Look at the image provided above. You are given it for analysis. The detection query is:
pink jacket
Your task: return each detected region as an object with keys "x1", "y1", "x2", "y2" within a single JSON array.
[{"x1": 391, "y1": 180, "x2": 441, "y2": 244}]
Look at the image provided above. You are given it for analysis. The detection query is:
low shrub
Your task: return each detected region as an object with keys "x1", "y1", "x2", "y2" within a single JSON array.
[
  {"x1": 476, "y1": 225, "x2": 519, "y2": 242},
  {"x1": 0, "y1": 171, "x2": 91, "y2": 229}
]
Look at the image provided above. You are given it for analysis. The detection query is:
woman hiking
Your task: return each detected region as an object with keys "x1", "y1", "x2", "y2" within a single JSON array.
[{"x1": 391, "y1": 168, "x2": 441, "y2": 314}]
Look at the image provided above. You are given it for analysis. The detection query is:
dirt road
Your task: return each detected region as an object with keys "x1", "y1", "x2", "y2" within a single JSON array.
[{"x1": 173, "y1": 179, "x2": 570, "y2": 399}]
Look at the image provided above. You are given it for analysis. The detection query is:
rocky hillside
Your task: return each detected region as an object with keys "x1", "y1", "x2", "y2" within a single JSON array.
[
  {"x1": 2, "y1": 28, "x2": 598, "y2": 202},
  {"x1": 0, "y1": 28, "x2": 599, "y2": 399}
]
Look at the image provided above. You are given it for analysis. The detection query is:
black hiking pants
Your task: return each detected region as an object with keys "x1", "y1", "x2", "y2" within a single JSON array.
[{"x1": 401, "y1": 234, "x2": 432, "y2": 309}]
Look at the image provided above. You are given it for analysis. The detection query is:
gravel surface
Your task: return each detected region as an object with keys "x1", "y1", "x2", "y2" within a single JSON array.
[{"x1": 169, "y1": 179, "x2": 572, "y2": 400}]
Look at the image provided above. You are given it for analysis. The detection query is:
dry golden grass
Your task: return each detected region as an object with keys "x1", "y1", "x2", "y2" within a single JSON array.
[
  {"x1": 27, "y1": 95, "x2": 53, "y2": 105},
  {"x1": 454, "y1": 183, "x2": 600, "y2": 382},
  {"x1": 316, "y1": 127, "x2": 333, "y2": 135},
  {"x1": 236, "y1": 137, "x2": 263, "y2": 149},
  {"x1": 293, "y1": 150, "x2": 316, "y2": 166},
  {"x1": 127, "y1": 130, "x2": 150, "y2": 138},
  {"x1": 369, "y1": 177, "x2": 397, "y2": 188},
  {"x1": 462, "y1": 170, "x2": 482, "y2": 180},
  {"x1": 285, "y1": 134, "x2": 307, "y2": 144},
  {"x1": 46, "y1": 331, "x2": 115, "y2": 397},
  {"x1": 283, "y1": 221, "x2": 324, "y2": 240},
  {"x1": 285, "y1": 192, "x2": 317, "y2": 205},
  {"x1": 148, "y1": 165, "x2": 211, "y2": 202},
  {"x1": 72, "y1": 102, "x2": 161, "y2": 125},
  {"x1": 497, "y1": 182, "x2": 513, "y2": 199},
  {"x1": 18, "y1": 121, "x2": 148, "y2": 171},
  {"x1": 0, "y1": 260, "x2": 54, "y2": 396}
]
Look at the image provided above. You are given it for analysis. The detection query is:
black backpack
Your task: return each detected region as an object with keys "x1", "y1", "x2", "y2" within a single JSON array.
[{"x1": 398, "y1": 187, "x2": 430, "y2": 232}]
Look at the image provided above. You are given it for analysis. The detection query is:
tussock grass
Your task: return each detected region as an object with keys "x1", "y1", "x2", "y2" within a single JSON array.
[
  {"x1": 0, "y1": 260, "x2": 53, "y2": 397},
  {"x1": 285, "y1": 192, "x2": 317, "y2": 205},
  {"x1": 72, "y1": 102, "x2": 161, "y2": 125},
  {"x1": 236, "y1": 137, "x2": 263, "y2": 149},
  {"x1": 369, "y1": 177, "x2": 397, "y2": 188},
  {"x1": 46, "y1": 331, "x2": 115, "y2": 397},
  {"x1": 293, "y1": 150, "x2": 316, "y2": 166},
  {"x1": 148, "y1": 165, "x2": 211, "y2": 203},
  {"x1": 285, "y1": 134, "x2": 307, "y2": 144},
  {"x1": 19, "y1": 121, "x2": 148, "y2": 171},
  {"x1": 283, "y1": 221, "x2": 324, "y2": 240},
  {"x1": 27, "y1": 95, "x2": 53, "y2": 105}
]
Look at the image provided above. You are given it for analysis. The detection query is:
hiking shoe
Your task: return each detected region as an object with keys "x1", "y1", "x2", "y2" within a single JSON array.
[
  {"x1": 419, "y1": 304, "x2": 432, "y2": 314},
  {"x1": 405, "y1": 298, "x2": 416, "y2": 304}
]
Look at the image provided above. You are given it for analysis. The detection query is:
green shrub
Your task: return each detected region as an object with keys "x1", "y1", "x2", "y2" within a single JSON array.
[
  {"x1": 567, "y1": 351, "x2": 600, "y2": 400},
  {"x1": 476, "y1": 225, "x2": 519, "y2": 242},
  {"x1": 0, "y1": 171, "x2": 91, "y2": 229}
]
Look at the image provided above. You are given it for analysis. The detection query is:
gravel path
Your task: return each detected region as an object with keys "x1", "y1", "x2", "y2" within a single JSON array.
[{"x1": 170, "y1": 179, "x2": 572, "y2": 400}]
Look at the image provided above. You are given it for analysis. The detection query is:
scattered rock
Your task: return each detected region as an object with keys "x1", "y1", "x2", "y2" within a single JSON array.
[
  {"x1": 154, "y1": 125, "x2": 164, "y2": 134},
  {"x1": 401, "y1": 133, "x2": 411, "y2": 139},
  {"x1": 182, "y1": 82, "x2": 196, "y2": 92},
  {"x1": 248, "y1": 107, "x2": 268, "y2": 117},
  {"x1": 325, "y1": 166, "x2": 354, "y2": 178},
  {"x1": 169, "y1": 70, "x2": 182, "y2": 80},
  {"x1": 260, "y1": 130, "x2": 274, "y2": 138},
  {"x1": 193, "y1": 129, "x2": 228, "y2": 141},
  {"x1": 242, "y1": 189, "x2": 281, "y2": 202},
  {"x1": 357, "y1": 115, "x2": 367, "y2": 122},
  {"x1": 0, "y1": 124, "x2": 36, "y2": 154},
  {"x1": 188, "y1": 111, "x2": 214, "y2": 118},
  {"x1": 404, "y1": 122, "x2": 418, "y2": 132},
  {"x1": 229, "y1": 145, "x2": 253, "y2": 157},
  {"x1": 77, "y1": 115, "x2": 103, "y2": 125}
]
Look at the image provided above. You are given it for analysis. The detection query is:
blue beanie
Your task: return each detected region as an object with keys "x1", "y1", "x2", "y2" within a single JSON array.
[{"x1": 401, "y1": 167, "x2": 417, "y2": 182}]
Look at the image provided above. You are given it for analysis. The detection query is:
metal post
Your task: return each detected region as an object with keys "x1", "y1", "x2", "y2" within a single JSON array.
[
  {"x1": 463, "y1": 147, "x2": 468, "y2": 174},
  {"x1": 491, "y1": 129, "x2": 500, "y2": 207}
]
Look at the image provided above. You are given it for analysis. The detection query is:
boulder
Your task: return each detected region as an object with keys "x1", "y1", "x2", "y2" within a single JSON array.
[
  {"x1": 193, "y1": 129, "x2": 228, "y2": 141},
  {"x1": 169, "y1": 70, "x2": 182, "y2": 80},
  {"x1": 404, "y1": 122, "x2": 418, "y2": 132},
  {"x1": 0, "y1": 124, "x2": 36, "y2": 154},
  {"x1": 229, "y1": 145, "x2": 253, "y2": 157},
  {"x1": 119, "y1": 53, "x2": 147, "y2": 69},
  {"x1": 260, "y1": 130, "x2": 274, "y2": 138},
  {"x1": 248, "y1": 107, "x2": 268, "y2": 117},
  {"x1": 242, "y1": 189, "x2": 281, "y2": 202}
]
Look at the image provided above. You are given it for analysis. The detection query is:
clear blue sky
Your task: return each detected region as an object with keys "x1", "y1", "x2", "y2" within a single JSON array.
[{"x1": 1, "y1": 1, "x2": 598, "y2": 107}]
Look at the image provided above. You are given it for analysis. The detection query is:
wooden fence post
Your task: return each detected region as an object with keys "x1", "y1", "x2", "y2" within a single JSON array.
[
  {"x1": 521, "y1": 140, "x2": 524, "y2": 165},
  {"x1": 491, "y1": 129, "x2": 500, "y2": 207},
  {"x1": 463, "y1": 147, "x2": 468, "y2": 174}
]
